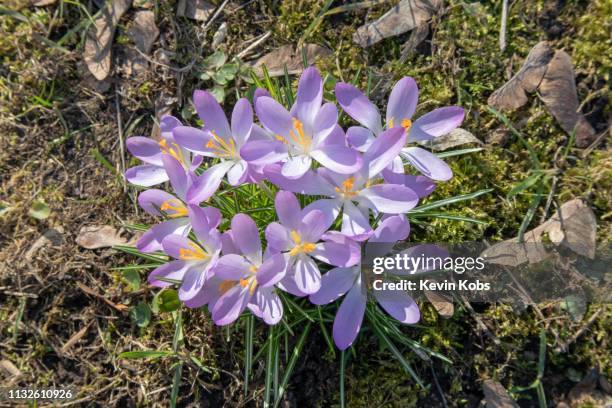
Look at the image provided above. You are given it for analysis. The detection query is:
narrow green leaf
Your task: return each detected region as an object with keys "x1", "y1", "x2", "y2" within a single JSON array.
[
  {"x1": 435, "y1": 147, "x2": 484, "y2": 158},
  {"x1": 340, "y1": 350, "x2": 347, "y2": 408},
  {"x1": 264, "y1": 326, "x2": 275, "y2": 408},
  {"x1": 274, "y1": 322, "x2": 312, "y2": 408},
  {"x1": 244, "y1": 314, "x2": 255, "y2": 396},
  {"x1": 411, "y1": 188, "x2": 494, "y2": 213},
  {"x1": 119, "y1": 350, "x2": 174, "y2": 359},
  {"x1": 507, "y1": 173, "x2": 543, "y2": 199}
]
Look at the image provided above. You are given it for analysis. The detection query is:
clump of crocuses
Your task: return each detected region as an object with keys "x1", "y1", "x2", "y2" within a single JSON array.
[{"x1": 124, "y1": 67, "x2": 464, "y2": 350}]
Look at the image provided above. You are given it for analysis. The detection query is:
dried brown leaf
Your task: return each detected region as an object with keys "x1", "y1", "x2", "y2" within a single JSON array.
[
  {"x1": 176, "y1": 0, "x2": 214, "y2": 21},
  {"x1": 418, "y1": 128, "x2": 482, "y2": 151},
  {"x1": 123, "y1": 10, "x2": 159, "y2": 76},
  {"x1": 61, "y1": 322, "x2": 92, "y2": 353},
  {"x1": 25, "y1": 227, "x2": 64, "y2": 260},
  {"x1": 353, "y1": 0, "x2": 441, "y2": 48},
  {"x1": 488, "y1": 41, "x2": 554, "y2": 110},
  {"x1": 32, "y1": 0, "x2": 56, "y2": 6},
  {"x1": 84, "y1": 0, "x2": 132, "y2": 81},
  {"x1": 482, "y1": 379, "x2": 519, "y2": 408},
  {"x1": 250, "y1": 44, "x2": 332, "y2": 77},
  {"x1": 424, "y1": 290, "x2": 454, "y2": 318},
  {"x1": 76, "y1": 225, "x2": 128, "y2": 249},
  {"x1": 538, "y1": 50, "x2": 596, "y2": 147}
]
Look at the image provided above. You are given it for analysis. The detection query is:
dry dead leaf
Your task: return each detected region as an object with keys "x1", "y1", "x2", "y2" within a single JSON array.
[
  {"x1": 0, "y1": 360, "x2": 21, "y2": 378},
  {"x1": 424, "y1": 290, "x2": 454, "y2": 318},
  {"x1": 177, "y1": 0, "x2": 215, "y2": 21},
  {"x1": 76, "y1": 225, "x2": 129, "y2": 249},
  {"x1": 488, "y1": 41, "x2": 554, "y2": 110},
  {"x1": 353, "y1": 0, "x2": 441, "y2": 48},
  {"x1": 399, "y1": 23, "x2": 429, "y2": 62},
  {"x1": 418, "y1": 128, "x2": 482, "y2": 151},
  {"x1": 84, "y1": 0, "x2": 132, "y2": 81},
  {"x1": 150, "y1": 93, "x2": 178, "y2": 139},
  {"x1": 212, "y1": 22, "x2": 228, "y2": 50},
  {"x1": 123, "y1": 10, "x2": 159, "y2": 76},
  {"x1": 538, "y1": 50, "x2": 596, "y2": 147},
  {"x1": 483, "y1": 379, "x2": 519, "y2": 408},
  {"x1": 25, "y1": 227, "x2": 64, "y2": 260},
  {"x1": 76, "y1": 282, "x2": 129, "y2": 311},
  {"x1": 61, "y1": 322, "x2": 92, "y2": 353},
  {"x1": 32, "y1": 0, "x2": 57, "y2": 6},
  {"x1": 250, "y1": 44, "x2": 332, "y2": 77},
  {"x1": 482, "y1": 198, "x2": 597, "y2": 266}
]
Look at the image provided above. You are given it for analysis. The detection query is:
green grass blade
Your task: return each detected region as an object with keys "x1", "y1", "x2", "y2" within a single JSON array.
[
  {"x1": 244, "y1": 314, "x2": 255, "y2": 396},
  {"x1": 411, "y1": 188, "x2": 493, "y2": 213},
  {"x1": 274, "y1": 322, "x2": 312, "y2": 408},
  {"x1": 409, "y1": 212, "x2": 488, "y2": 225},
  {"x1": 119, "y1": 350, "x2": 174, "y2": 359},
  {"x1": 340, "y1": 350, "x2": 347, "y2": 408},
  {"x1": 507, "y1": 173, "x2": 543, "y2": 199},
  {"x1": 264, "y1": 326, "x2": 275, "y2": 408},
  {"x1": 435, "y1": 147, "x2": 484, "y2": 158},
  {"x1": 170, "y1": 362, "x2": 183, "y2": 408},
  {"x1": 517, "y1": 183, "x2": 544, "y2": 242}
]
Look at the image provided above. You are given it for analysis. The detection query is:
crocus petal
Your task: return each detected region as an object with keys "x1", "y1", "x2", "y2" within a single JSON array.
[
  {"x1": 374, "y1": 290, "x2": 420, "y2": 324},
  {"x1": 186, "y1": 161, "x2": 234, "y2": 204},
  {"x1": 255, "y1": 287, "x2": 283, "y2": 325},
  {"x1": 221, "y1": 231, "x2": 240, "y2": 255},
  {"x1": 231, "y1": 98, "x2": 253, "y2": 146},
  {"x1": 160, "y1": 115, "x2": 182, "y2": 136},
  {"x1": 275, "y1": 191, "x2": 302, "y2": 230},
  {"x1": 125, "y1": 164, "x2": 168, "y2": 187},
  {"x1": 333, "y1": 280, "x2": 366, "y2": 350},
  {"x1": 302, "y1": 198, "x2": 342, "y2": 227},
  {"x1": 312, "y1": 102, "x2": 338, "y2": 145},
  {"x1": 256, "y1": 252, "x2": 287, "y2": 287},
  {"x1": 137, "y1": 219, "x2": 190, "y2": 253},
  {"x1": 148, "y1": 260, "x2": 188, "y2": 287},
  {"x1": 264, "y1": 164, "x2": 336, "y2": 196},
  {"x1": 341, "y1": 201, "x2": 372, "y2": 238},
  {"x1": 189, "y1": 205, "x2": 222, "y2": 232},
  {"x1": 162, "y1": 154, "x2": 189, "y2": 199},
  {"x1": 179, "y1": 263, "x2": 211, "y2": 302},
  {"x1": 172, "y1": 126, "x2": 213, "y2": 156},
  {"x1": 293, "y1": 255, "x2": 321, "y2": 294},
  {"x1": 227, "y1": 160, "x2": 249, "y2": 186},
  {"x1": 255, "y1": 96, "x2": 293, "y2": 136},
  {"x1": 277, "y1": 275, "x2": 308, "y2": 297},
  {"x1": 410, "y1": 107, "x2": 465, "y2": 142},
  {"x1": 240, "y1": 139, "x2": 288, "y2": 165},
  {"x1": 363, "y1": 127, "x2": 406, "y2": 177},
  {"x1": 212, "y1": 284, "x2": 251, "y2": 325},
  {"x1": 294, "y1": 67, "x2": 323, "y2": 127},
  {"x1": 382, "y1": 172, "x2": 436, "y2": 198},
  {"x1": 370, "y1": 214, "x2": 410, "y2": 243},
  {"x1": 346, "y1": 126, "x2": 374, "y2": 152},
  {"x1": 402, "y1": 146, "x2": 453, "y2": 181},
  {"x1": 265, "y1": 222, "x2": 292, "y2": 252},
  {"x1": 193, "y1": 90, "x2": 231, "y2": 138},
  {"x1": 214, "y1": 254, "x2": 251, "y2": 280},
  {"x1": 335, "y1": 82, "x2": 382, "y2": 134},
  {"x1": 312, "y1": 239, "x2": 360, "y2": 267},
  {"x1": 126, "y1": 136, "x2": 162, "y2": 165},
  {"x1": 386, "y1": 77, "x2": 418, "y2": 126},
  {"x1": 299, "y1": 210, "x2": 329, "y2": 242},
  {"x1": 320, "y1": 124, "x2": 347, "y2": 147},
  {"x1": 310, "y1": 144, "x2": 362, "y2": 174},
  {"x1": 231, "y1": 213, "x2": 262, "y2": 262},
  {"x1": 138, "y1": 189, "x2": 177, "y2": 216},
  {"x1": 281, "y1": 155, "x2": 312, "y2": 179},
  {"x1": 309, "y1": 266, "x2": 358, "y2": 305},
  {"x1": 183, "y1": 289, "x2": 210, "y2": 308},
  {"x1": 359, "y1": 184, "x2": 419, "y2": 214},
  {"x1": 253, "y1": 88, "x2": 271, "y2": 104}
]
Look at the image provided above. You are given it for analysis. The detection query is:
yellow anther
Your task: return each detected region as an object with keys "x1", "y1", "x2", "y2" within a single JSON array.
[
  {"x1": 249, "y1": 265, "x2": 258, "y2": 274},
  {"x1": 290, "y1": 230, "x2": 302, "y2": 245},
  {"x1": 159, "y1": 139, "x2": 186, "y2": 164},
  {"x1": 288, "y1": 118, "x2": 311, "y2": 150},
  {"x1": 160, "y1": 199, "x2": 188, "y2": 218},
  {"x1": 288, "y1": 231, "x2": 317, "y2": 256},
  {"x1": 239, "y1": 276, "x2": 258, "y2": 295},
  {"x1": 275, "y1": 135, "x2": 288, "y2": 144},
  {"x1": 204, "y1": 130, "x2": 237, "y2": 158},
  {"x1": 401, "y1": 118, "x2": 412, "y2": 130},
  {"x1": 334, "y1": 177, "x2": 358, "y2": 199},
  {"x1": 388, "y1": 118, "x2": 394, "y2": 129},
  {"x1": 179, "y1": 242, "x2": 208, "y2": 261}
]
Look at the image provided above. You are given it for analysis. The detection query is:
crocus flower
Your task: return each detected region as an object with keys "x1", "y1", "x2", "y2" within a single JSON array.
[
  {"x1": 125, "y1": 116, "x2": 202, "y2": 186},
  {"x1": 210, "y1": 214, "x2": 287, "y2": 325},
  {"x1": 265, "y1": 191, "x2": 360, "y2": 294},
  {"x1": 172, "y1": 91, "x2": 264, "y2": 204},
  {"x1": 265, "y1": 127, "x2": 419, "y2": 239},
  {"x1": 147, "y1": 205, "x2": 222, "y2": 307},
  {"x1": 309, "y1": 214, "x2": 420, "y2": 350},
  {"x1": 240, "y1": 67, "x2": 362, "y2": 179},
  {"x1": 335, "y1": 78, "x2": 464, "y2": 181},
  {"x1": 135, "y1": 154, "x2": 201, "y2": 252}
]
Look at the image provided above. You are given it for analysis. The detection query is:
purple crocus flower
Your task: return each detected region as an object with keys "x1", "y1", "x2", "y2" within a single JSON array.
[
  {"x1": 147, "y1": 205, "x2": 222, "y2": 307},
  {"x1": 125, "y1": 115, "x2": 202, "y2": 186},
  {"x1": 210, "y1": 214, "x2": 287, "y2": 325},
  {"x1": 335, "y1": 77, "x2": 464, "y2": 181},
  {"x1": 172, "y1": 91, "x2": 264, "y2": 204},
  {"x1": 240, "y1": 67, "x2": 362, "y2": 179},
  {"x1": 309, "y1": 214, "x2": 420, "y2": 350},
  {"x1": 265, "y1": 191, "x2": 360, "y2": 295},
  {"x1": 135, "y1": 154, "x2": 202, "y2": 252},
  {"x1": 265, "y1": 127, "x2": 419, "y2": 240}
]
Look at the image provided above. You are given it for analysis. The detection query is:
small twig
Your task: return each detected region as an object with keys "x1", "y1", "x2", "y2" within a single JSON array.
[
  {"x1": 430, "y1": 363, "x2": 449, "y2": 408},
  {"x1": 115, "y1": 91, "x2": 127, "y2": 193},
  {"x1": 203, "y1": 0, "x2": 230, "y2": 32},
  {"x1": 581, "y1": 127, "x2": 610, "y2": 158},
  {"x1": 499, "y1": 0, "x2": 509, "y2": 51},
  {"x1": 236, "y1": 30, "x2": 271, "y2": 59},
  {"x1": 555, "y1": 306, "x2": 606, "y2": 353}
]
